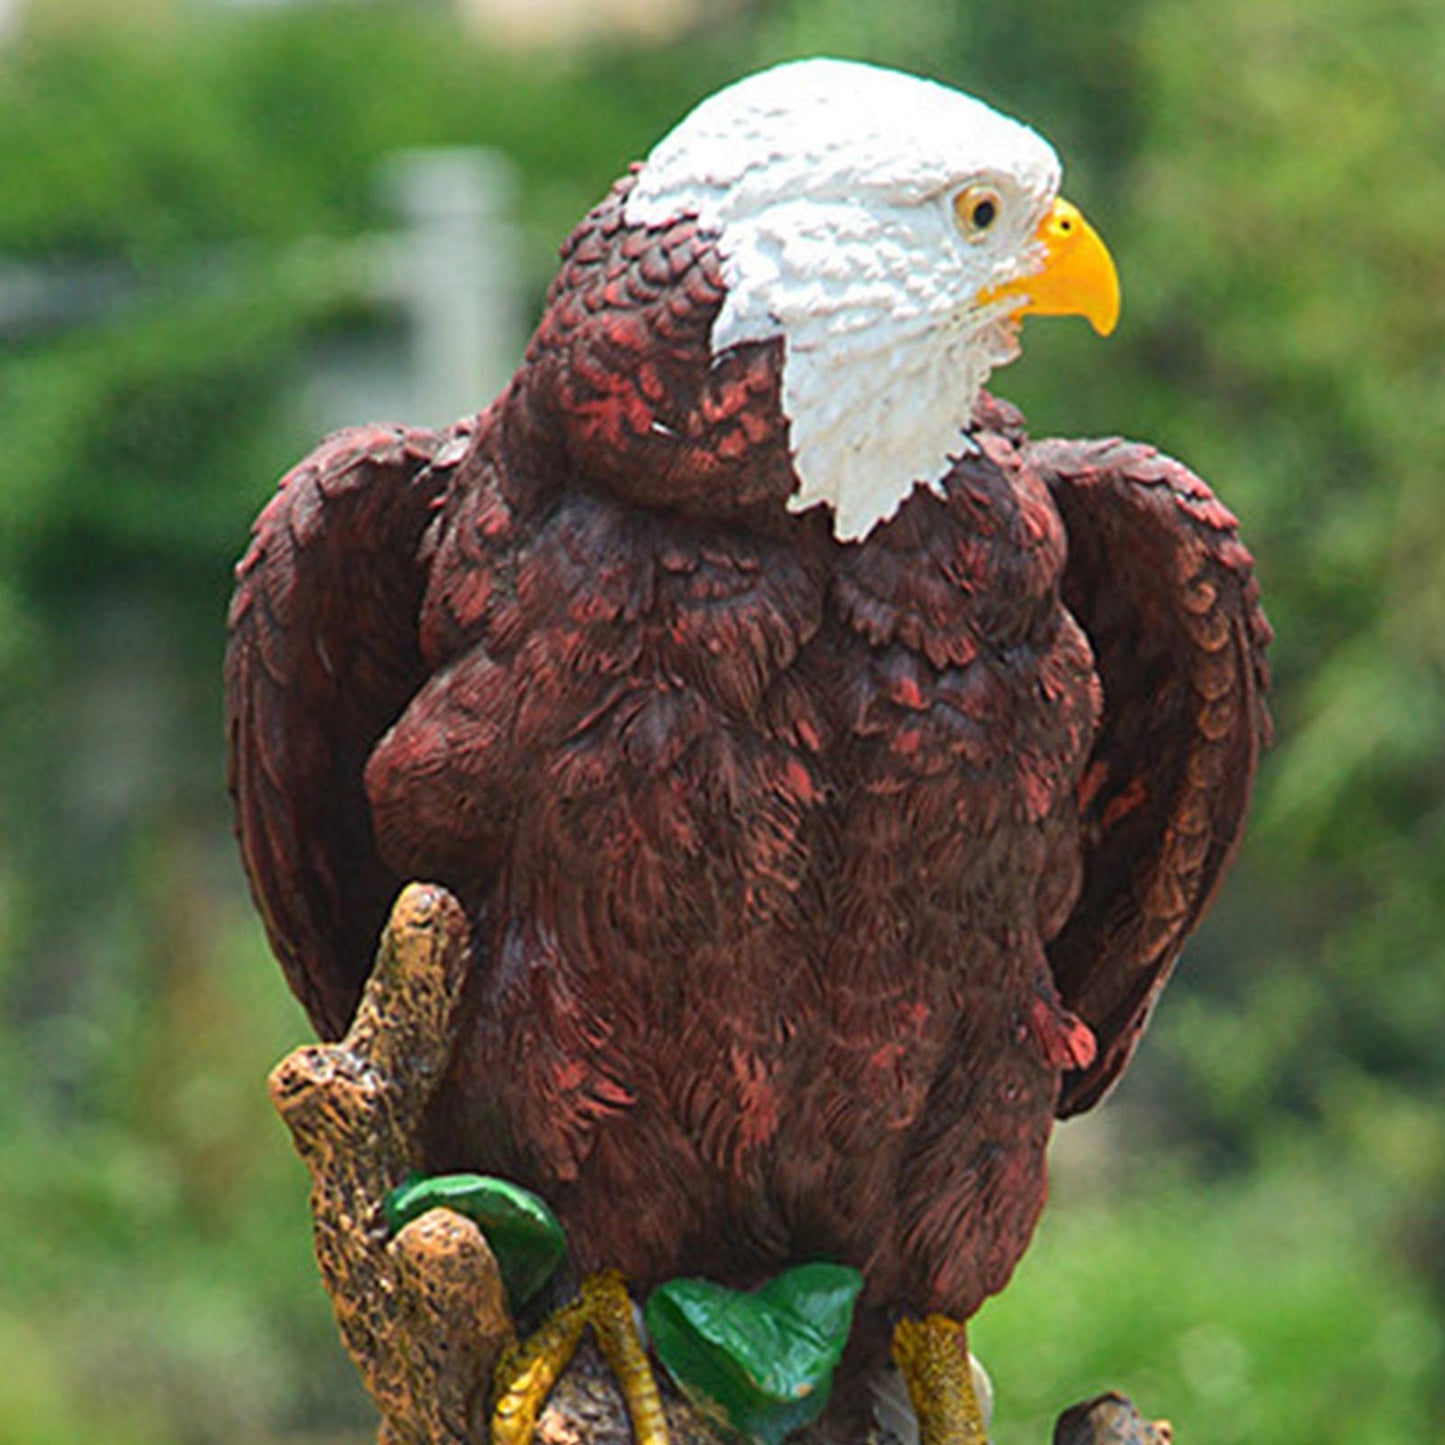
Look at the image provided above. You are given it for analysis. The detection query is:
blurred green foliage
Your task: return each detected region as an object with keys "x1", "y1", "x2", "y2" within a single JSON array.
[{"x1": 0, "y1": 2, "x2": 1441, "y2": 1441}]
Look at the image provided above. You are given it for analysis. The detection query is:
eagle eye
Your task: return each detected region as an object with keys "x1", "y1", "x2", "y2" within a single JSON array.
[{"x1": 954, "y1": 185, "x2": 1002, "y2": 243}]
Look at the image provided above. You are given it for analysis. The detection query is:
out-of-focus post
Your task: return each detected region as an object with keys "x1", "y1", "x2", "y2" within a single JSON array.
[{"x1": 385, "y1": 148, "x2": 524, "y2": 427}]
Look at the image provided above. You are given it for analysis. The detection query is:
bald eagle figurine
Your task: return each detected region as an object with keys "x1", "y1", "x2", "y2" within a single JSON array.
[{"x1": 228, "y1": 59, "x2": 1270, "y2": 1445}]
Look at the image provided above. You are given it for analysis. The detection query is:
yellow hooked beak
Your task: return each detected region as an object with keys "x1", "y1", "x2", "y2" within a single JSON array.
[{"x1": 983, "y1": 197, "x2": 1121, "y2": 337}]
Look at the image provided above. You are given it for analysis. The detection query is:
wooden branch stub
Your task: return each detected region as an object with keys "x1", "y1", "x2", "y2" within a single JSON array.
[
  {"x1": 390, "y1": 1207, "x2": 510, "y2": 1444},
  {"x1": 269, "y1": 883, "x2": 508, "y2": 1445},
  {"x1": 1053, "y1": 1394, "x2": 1173, "y2": 1445}
]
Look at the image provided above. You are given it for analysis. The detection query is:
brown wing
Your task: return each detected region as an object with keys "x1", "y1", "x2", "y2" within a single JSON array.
[
  {"x1": 1029, "y1": 437, "x2": 1273, "y2": 1117},
  {"x1": 225, "y1": 419, "x2": 472, "y2": 1039}
]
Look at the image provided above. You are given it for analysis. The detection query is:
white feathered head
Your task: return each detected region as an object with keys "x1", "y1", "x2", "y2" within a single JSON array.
[{"x1": 626, "y1": 59, "x2": 1120, "y2": 541}]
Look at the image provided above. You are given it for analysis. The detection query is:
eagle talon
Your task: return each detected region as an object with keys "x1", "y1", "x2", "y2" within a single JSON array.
[
  {"x1": 491, "y1": 1271, "x2": 668, "y2": 1445},
  {"x1": 490, "y1": 1295, "x2": 588, "y2": 1445},
  {"x1": 892, "y1": 1315, "x2": 991, "y2": 1445}
]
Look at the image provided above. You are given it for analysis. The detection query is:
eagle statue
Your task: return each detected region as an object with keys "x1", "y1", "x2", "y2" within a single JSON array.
[{"x1": 227, "y1": 58, "x2": 1271, "y2": 1445}]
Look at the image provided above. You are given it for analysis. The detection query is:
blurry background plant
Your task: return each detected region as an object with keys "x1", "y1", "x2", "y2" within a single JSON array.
[{"x1": 0, "y1": 1, "x2": 1441, "y2": 1442}]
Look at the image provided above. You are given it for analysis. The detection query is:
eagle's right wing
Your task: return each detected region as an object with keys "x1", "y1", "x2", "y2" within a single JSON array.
[
  {"x1": 1030, "y1": 436, "x2": 1273, "y2": 1117},
  {"x1": 225, "y1": 420, "x2": 472, "y2": 1039}
]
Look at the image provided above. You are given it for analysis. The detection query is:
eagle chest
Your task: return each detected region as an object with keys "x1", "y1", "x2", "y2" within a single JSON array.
[
  {"x1": 474, "y1": 484, "x2": 1071, "y2": 1130},
  {"x1": 489, "y1": 479, "x2": 1083, "y2": 935}
]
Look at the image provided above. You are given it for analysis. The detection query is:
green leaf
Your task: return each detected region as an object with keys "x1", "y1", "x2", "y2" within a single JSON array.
[
  {"x1": 383, "y1": 1173, "x2": 566, "y2": 1310},
  {"x1": 645, "y1": 1263, "x2": 864, "y2": 1445}
]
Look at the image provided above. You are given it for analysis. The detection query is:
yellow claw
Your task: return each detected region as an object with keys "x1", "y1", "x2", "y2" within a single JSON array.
[
  {"x1": 490, "y1": 1272, "x2": 671, "y2": 1445},
  {"x1": 584, "y1": 1271, "x2": 671, "y2": 1445},
  {"x1": 491, "y1": 1296, "x2": 588, "y2": 1445},
  {"x1": 892, "y1": 1314, "x2": 990, "y2": 1445}
]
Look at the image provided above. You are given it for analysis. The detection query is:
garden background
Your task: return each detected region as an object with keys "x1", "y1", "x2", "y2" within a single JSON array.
[{"x1": 0, "y1": 1, "x2": 1441, "y2": 1442}]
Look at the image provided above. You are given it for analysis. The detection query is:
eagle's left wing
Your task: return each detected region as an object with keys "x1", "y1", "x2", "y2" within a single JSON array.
[
  {"x1": 225, "y1": 421, "x2": 471, "y2": 1039},
  {"x1": 1029, "y1": 437, "x2": 1273, "y2": 1117}
]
